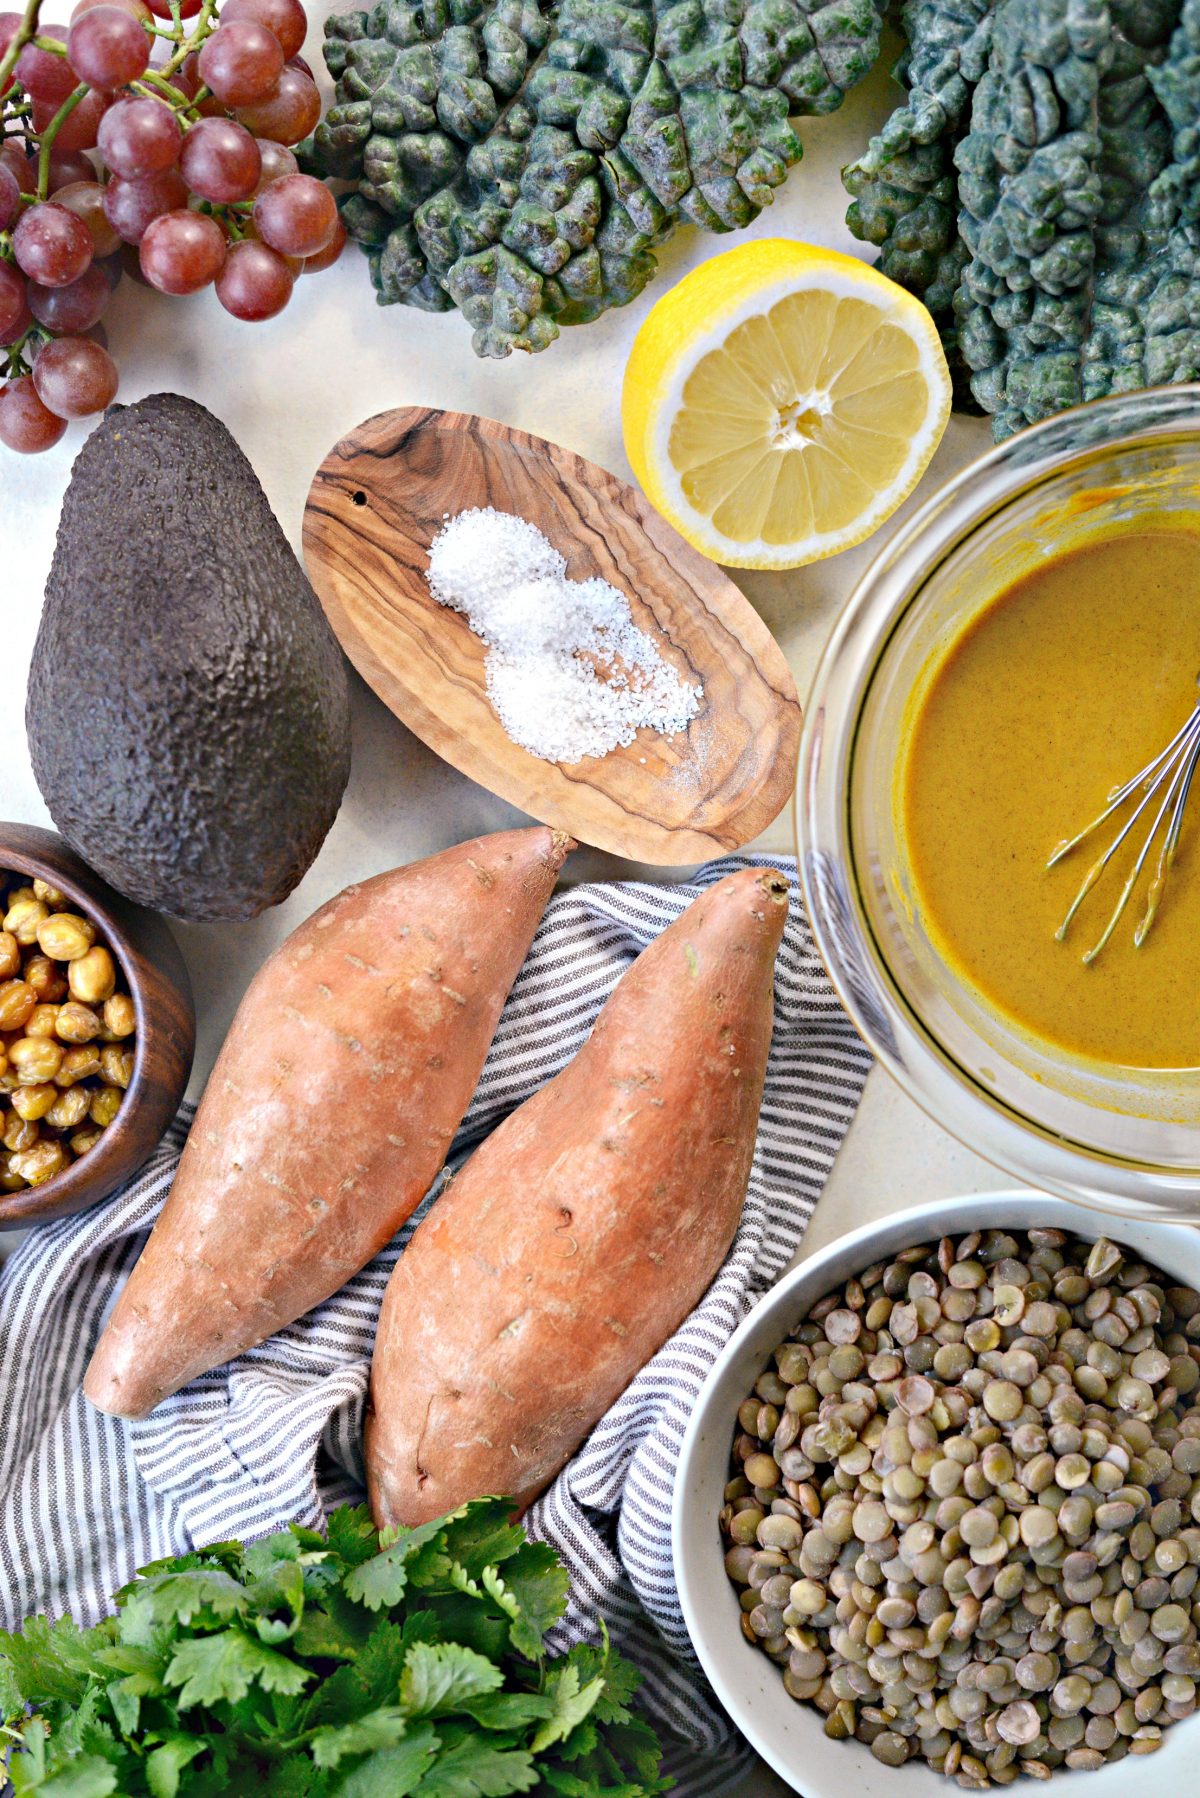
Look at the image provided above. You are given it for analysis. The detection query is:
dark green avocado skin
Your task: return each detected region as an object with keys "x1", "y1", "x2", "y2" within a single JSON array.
[{"x1": 26, "y1": 393, "x2": 352, "y2": 924}]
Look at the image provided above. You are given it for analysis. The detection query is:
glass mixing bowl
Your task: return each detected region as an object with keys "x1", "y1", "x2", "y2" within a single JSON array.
[{"x1": 799, "y1": 384, "x2": 1200, "y2": 1223}]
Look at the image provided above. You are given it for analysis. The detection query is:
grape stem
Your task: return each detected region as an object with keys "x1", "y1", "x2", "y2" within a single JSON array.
[
  {"x1": 36, "y1": 86, "x2": 86, "y2": 200},
  {"x1": 0, "y1": 0, "x2": 42, "y2": 100}
]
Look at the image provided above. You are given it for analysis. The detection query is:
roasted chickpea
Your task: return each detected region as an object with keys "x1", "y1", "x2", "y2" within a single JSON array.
[
  {"x1": 0, "y1": 1154, "x2": 26, "y2": 1192},
  {"x1": 10, "y1": 1140, "x2": 67, "y2": 1185},
  {"x1": 36, "y1": 912, "x2": 96, "y2": 962},
  {"x1": 99, "y1": 1045, "x2": 134, "y2": 1090},
  {"x1": 2, "y1": 1111, "x2": 37, "y2": 1153},
  {"x1": 55, "y1": 1001, "x2": 101, "y2": 1044},
  {"x1": 89, "y1": 1085, "x2": 123, "y2": 1128},
  {"x1": 10, "y1": 1084, "x2": 56, "y2": 1122},
  {"x1": 25, "y1": 1003, "x2": 61, "y2": 1039},
  {"x1": 69, "y1": 946, "x2": 116, "y2": 1005},
  {"x1": 56, "y1": 1045, "x2": 101, "y2": 1087},
  {"x1": 9, "y1": 1037, "x2": 63, "y2": 1084},
  {"x1": 0, "y1": 980, "x2": 36, "y2": 1033},
  {"x1": 3, "y1": 898, "x2": 48, "y2": 945},
  {"x1": 46, "y1": 1086, "x2": 90, "y2": 1131},
  {"x1": 0, "y1": 869, "x2": 140, "y2": 1187},
  {"x1": 24, "y1": 955, "x2": 68, "y2": 1002},
  {"x1": 101, "y1": 993, "x2": 136, "y2": 1039}
]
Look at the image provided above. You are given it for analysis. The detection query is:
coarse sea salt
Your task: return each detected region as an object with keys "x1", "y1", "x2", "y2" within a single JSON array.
[{"x1": 426, "y1": 506, "x2": 703, "y2": 764}]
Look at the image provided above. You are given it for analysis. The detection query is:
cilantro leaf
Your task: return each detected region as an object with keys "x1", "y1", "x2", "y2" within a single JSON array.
[
  {"x1": 165, "y1": 1630, "x2": 311, "y2": 1707},
  {"x1": 457, "y1": 1694, "x2": 554, "y2": 1731},
  {"x1": 529, "y1": 1665, "x2": 605, "y2": 1754},
  {"x1": 136, "y1": 1569, "x2": 250, "y2": 1629},
  {"x1": 329, "y1": 1724, "x2": 440, "y2": 1797},
  {"x1": 0, "y1": 1616, "x2": 95, "y2": 1708},
  {"x1": 311, "y1": 1705, "x2": 410, "y2": 1768},
  {"x1": 343, "y1": 1517, "x2": 450, "y2": 1614},
  {"x1": 323, "y1": 1507, "x2": 380, "y2": 1571},
  {"x1": 436, "y1": 1504, "x2": 526, "y2": 1581},
  {"x1": 412, "y1": 1738, "x2": 539, "y2": 1797},
  {"x1": 400, "y1": 1643, "x2": 504, "y2": 1718},
  {"x1": 144, "y1": 1735, "x2": 206, "y2": 1798},
  {"x1": 493, "y1": 1546, "x2": 569, "y2": 1662}
]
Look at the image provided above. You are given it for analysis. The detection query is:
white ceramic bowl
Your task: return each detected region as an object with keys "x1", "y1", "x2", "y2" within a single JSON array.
[{"x1": 673, "y1": 1190, "x2": 1200, "y2": 1796}]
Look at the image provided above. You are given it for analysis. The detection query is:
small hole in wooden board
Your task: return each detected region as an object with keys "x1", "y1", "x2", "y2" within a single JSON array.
[{"x1": 352, "y1": 491, "x2": 368, "y2": 507}]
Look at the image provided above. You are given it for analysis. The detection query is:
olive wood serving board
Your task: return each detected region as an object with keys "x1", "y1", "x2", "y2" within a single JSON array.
[{"x1": 303, "y1": 408, "x2": 801, "y2": 865}]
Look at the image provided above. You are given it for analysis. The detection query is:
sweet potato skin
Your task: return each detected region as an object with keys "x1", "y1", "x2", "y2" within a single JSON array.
[
  {"x1": 366, "y1": 866, "x2": 789, "y2": 1528},
  {"x1": 84, "y1": 827, "x2": 571, "y2": 1420}
]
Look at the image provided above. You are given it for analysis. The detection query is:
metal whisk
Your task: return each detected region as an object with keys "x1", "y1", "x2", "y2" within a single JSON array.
[{"x1": 1048, "y1": 676, "x2": 1200, "y2": 964}]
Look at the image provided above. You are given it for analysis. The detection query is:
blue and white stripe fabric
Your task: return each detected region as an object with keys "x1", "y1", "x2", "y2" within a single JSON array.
[{"x1": 0, "y1": 856, "x2": 871, "y2": 1794}]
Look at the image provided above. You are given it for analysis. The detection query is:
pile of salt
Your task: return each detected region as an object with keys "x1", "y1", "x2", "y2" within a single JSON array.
[{"x1": 426, "y1": 507, "x2": 703, "y2": 764}]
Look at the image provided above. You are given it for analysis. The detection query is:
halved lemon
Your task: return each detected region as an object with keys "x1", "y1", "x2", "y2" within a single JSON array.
[{"x1": 622, "y1": 238, "x2": 952, "y2": 570}]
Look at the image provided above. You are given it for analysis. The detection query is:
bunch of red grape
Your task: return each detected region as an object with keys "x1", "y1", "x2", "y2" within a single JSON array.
[{"x1": 0, "y1": 0, "x2": 344, "y2": 454}]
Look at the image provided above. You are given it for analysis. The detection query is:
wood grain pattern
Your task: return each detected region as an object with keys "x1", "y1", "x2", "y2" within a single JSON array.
[
  {"x1": 0, "y1": 824, "x2": 195, "y2": 1224},
  {"x1": 303, "y1": 408, "x2": 801, "y2": 864}
]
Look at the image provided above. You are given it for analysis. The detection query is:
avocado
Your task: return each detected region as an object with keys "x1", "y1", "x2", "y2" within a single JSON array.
[{"x1": 27, "y1": 394, "x2": 352, "y2": 924}]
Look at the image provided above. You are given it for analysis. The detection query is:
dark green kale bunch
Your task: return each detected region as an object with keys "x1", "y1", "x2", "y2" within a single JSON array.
[
  {"x1": 0, "y1": 1500, "x2": 671, "y2": 1796},
  {"x1": 304, "y1": 0, "x2": 888, "y2": 355},
  {"x1": 845, "y1": 0, "x2": 1200, "y2": 437}
]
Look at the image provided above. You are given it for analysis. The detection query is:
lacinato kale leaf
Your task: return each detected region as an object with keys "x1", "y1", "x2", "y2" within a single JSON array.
[
  {"x1": 303, "y1": 0, "x2": 888, "y2": 355},
  {"x1": 0, "y1": 1503, "x2": 671, "y2": 1798},
  {"x1": 845, "y1": 0, "x2": 1200, "y2": 436}
]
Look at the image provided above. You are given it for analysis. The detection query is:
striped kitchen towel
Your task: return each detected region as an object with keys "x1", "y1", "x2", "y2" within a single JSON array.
[{"x1": 0, "y1": 855, "x2": 871, "y2": 1796}]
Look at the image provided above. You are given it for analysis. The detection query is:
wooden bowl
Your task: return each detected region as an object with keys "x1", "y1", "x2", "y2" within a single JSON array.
[
  {"x1": 304, "y1": 408, "x2": 802, "y2": 864},
  {"x1": 0, "y1": 823, "x2": 195, "y2": 1224}
]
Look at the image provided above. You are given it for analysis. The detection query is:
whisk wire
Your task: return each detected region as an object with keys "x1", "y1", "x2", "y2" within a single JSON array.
[{"x1": 1048, "y1": 680, "x2": 1200, "y2": 962}]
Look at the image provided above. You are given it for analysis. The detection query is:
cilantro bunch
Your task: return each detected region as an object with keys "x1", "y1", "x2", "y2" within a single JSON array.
[{"x1": 0, "y1": 1500, "x2": 672, "y2": 1797}]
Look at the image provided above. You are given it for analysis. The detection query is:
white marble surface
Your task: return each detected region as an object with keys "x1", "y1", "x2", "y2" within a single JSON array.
[{"x1": 1, "y1": 12, "x2": 1012, "y2": 1789}]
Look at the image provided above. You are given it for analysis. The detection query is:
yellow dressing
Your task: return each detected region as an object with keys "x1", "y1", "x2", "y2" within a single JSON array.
[{"x1": 899, "y1": 526, "x2": 1200, "y2": 1072}]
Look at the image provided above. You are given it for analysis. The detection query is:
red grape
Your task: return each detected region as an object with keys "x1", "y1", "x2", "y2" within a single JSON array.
[
  {"x1": 0, "y1": 376, "x2": 67, "y2": 451},
  {"x1": 13, "y1": 202, "x2": 94, "y2": 287},
  {"x1": 145, "y1": 0, "x2": 200, "y2": 16},
  {"x1": 102, "y1": 165, "x2": 187, "y2": 241},
  {"x1": 98, "y1": 96, "x2": 181, "y2": 178},
  {"x1": 0, "y1": 142, "x2": 28, "y2": 186},
  {"x1": 198, "y1": 20, "x2": 282, "y2": 106},
  {"x1": 253, "y1": 172, "x2": 336, "y2": 258},
  {"x1": 0, "y1": 10, "x2": 20, "y2": 95},
  {"x1": 0, "y1": 160, "x2": 20, "y2": 230},
  {"x1": 66, "y1": 6, "x2": 150, "y2": 89},
  {"x1": 45, "y1": 145, "x2": 98, "y2": 188},
  {"x1": 0, "y1": 261, "x2": 31, "y2": 342},
  {"x1": 33, "y1": 334, "x2": 118, "y2": 417},
  {"x1": 32, "y1": 87, "x2": 109, "y2": 153},
  {"x1": 219, "y1": 0, "x2": 305, "y2": 59},
  {"x1": 215, "y1": 235, "x2": 291, "y2": 319},
  {"x1": 71, "y1": 0, "x2": 152, "y2": 23},
  {"x1": 16, "y1": 25, "x2": 76, "y2": 107},
  {"x1": 139, "y1": 207, "x2": 225, "y2": 293},
  {"x1": 236, "y1": 66, "x2": 319, "y2": 146},
  {"x1": 96, "y1": 247, "x2": 124, "y2": 287},
  {"x1": 253, "y1": 138, "x2": 296, "y2": 191},
  {"x1": 286, "y1": 53, "x2": 312, "y2": 77},
  {"x1": 27, "y1": 260, "x2": 109, "y2": 330},
  {"x1": 52, "y1": 179, "x2": 122, "y2": 255},
  {"x1": 303, "y1": 212, "x2": 346, "y2": 275},
  {"x1": 180, "y1": 115, "x2": 261, "y2": 202}
]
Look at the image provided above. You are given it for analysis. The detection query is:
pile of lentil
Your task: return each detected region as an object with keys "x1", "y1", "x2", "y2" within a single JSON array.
[{"x1": 720, "y1": 1229, "x2": 1200, "y2": 1787}]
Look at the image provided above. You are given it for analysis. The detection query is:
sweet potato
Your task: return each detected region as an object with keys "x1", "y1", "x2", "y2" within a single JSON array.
[
  {"x1": 84, "y1": 827, "x2": 572, "y2": 1420},
  {"x1": 366, "y1": 865, "x2": 789, "y2": 1528}
]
